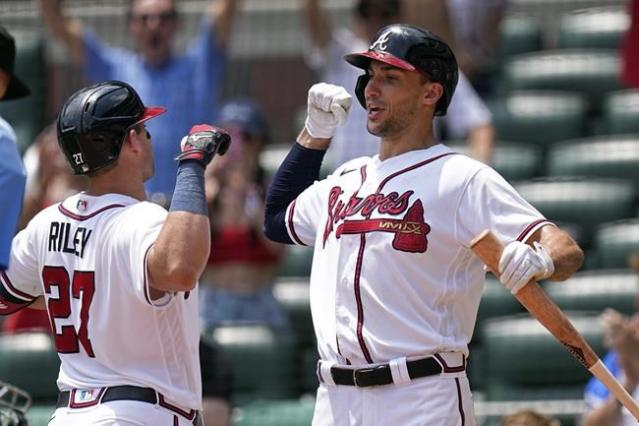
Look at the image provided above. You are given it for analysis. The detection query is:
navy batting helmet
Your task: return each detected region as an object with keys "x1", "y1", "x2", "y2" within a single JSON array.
[
  {"x1": 344, "y1": 24, "x2": 459, "y2": 116},
  {"x1": 57, "y1": 80, "x2": 166, "y2": 175}
]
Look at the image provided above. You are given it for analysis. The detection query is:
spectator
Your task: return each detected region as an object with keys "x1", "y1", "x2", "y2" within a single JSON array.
[
  {"x1": 581, "y1": 304, "x2": 639, "y2": 425},
  {"x1": 405, "y1": 0, "x2": 508, "y2": 94},
  {"x1": 39, "y1": 0, "x2": 240, "y2": 203},
  {"x1": 199, "y1": 98, "x2": 287, "y2": 331},
  {"x1": 502, "y1": 409, "x2": 560, "y2": 426},
  {"x1": 0, "y1": 25, "x2": 29, "y2": 272},
  {"x1": 19, "y1": 124, "x2": 87, "y2": 229},
  {"x1": 301, "y1": 0, "x2": 495, "y2": 167}
]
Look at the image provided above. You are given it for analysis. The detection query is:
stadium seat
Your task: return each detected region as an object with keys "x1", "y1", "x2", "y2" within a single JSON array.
[
  {"x1": 501, "y1": 50, "x2": 622, "y2": 112},
  {"x1": 544, "y1": 269, "x2": 638, "y2": 315},
  {"x1": 277, "y1": 245, "x2": 314, "y2": 278},
  {"x1": 0, "y1": 332, "x2": 60, "y2": 404},
  {"x1": 210, "y1": 324, "x2": 298, "y2": 404},
  {"x1": 273, "y1": 278, "x2": 313, "y2": 348},
  {"x1": 601, "y1": 89, "x2": 639, "y2": 135},
  {"x1": 480, "y1": 313, "x2": 605, "y2": 401},
  {"x1": 557, "y1": 6, "x2": 630, "y2": 49},
  {"x1": 495, "y1": 15, "x2": 543, "y2": 61},
  {"x1": 273, "y1": 277, "x2": 316, "y2": 395},
  {"x1": 233, "y1": 397, "x2": 315, "y2": 426},
  {"x1": 469, "y1": 277, "x2": 526, "y2": 391},
  {"x1": 592, "y1": 219, "x2": 639, "y2": 269},
  {"x1": 488, "y1": 92, "x2": 588, "y2": 145},
  {"x1": 546, "y1": 135, "x2": 639, "y2": 192},
  {"x1": 475, "y1": 277, "x2": 525, "y2": 340},
  {"x1": 514, "y1": 177, "x2": 635, "y2": 248},
  {"x1": 25, "y1": 405, "x2": 56, "y2": 426},
  {"x1": 490, "y1": 141, "x2": 544, "y2": 180}
]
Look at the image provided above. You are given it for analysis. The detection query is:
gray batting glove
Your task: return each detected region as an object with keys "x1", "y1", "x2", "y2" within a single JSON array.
[
  {"x1": 304, "y1": 83, "x2": 352, "y2": 139},
  {"x1": 498, "y1": 241, "x2": 554, "y2": 294}
]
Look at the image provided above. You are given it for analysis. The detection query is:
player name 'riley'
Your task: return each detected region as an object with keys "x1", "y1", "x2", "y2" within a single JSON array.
[{"x1": 48, "y1": 221, "x2": 92, "y2": 258}]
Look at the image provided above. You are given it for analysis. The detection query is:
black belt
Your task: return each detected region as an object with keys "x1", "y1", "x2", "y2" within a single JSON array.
[
  {"x1": 57, "y1": 385, "x2": 201, "y2": 425},
  {"x1": 329, "y1": 356, "x2": 444, "y2": 387}
]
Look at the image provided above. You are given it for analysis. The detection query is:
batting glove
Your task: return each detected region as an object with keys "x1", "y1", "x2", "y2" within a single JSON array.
[
  {"x1": 498, "y1": 241, "x2": 554, "y2": 294},
  {"x1": 304, "y1": 83, "x2": 352, "y2": 139},
  {"x1": 175, "y1": 124, "x2": 231, "y2": 167}
]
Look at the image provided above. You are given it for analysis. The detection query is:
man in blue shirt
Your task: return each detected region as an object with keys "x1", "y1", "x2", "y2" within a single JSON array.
[
  {"x1": 39, "y1": 0, "x2": 240, "y2": 204},
  {"x1": 0, "y1": 26, "x2": 29, "y2": 272}
]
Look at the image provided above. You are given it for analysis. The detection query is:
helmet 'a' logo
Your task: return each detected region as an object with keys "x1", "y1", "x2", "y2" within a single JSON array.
[
  {"x1": 73, "y1": 153, "x2": 84, "y2": 165},
  {"x1": 370, "y1": 31, "x2": 391, "y2": 51}
]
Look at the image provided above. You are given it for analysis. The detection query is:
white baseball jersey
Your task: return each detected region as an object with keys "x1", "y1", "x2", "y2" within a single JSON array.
[
  {"x1": 286, "y1": 144, "x2": 550, "y2": 365},
  {"x1": 0, "y1": 192, "x2": 202, "y2": 410}
]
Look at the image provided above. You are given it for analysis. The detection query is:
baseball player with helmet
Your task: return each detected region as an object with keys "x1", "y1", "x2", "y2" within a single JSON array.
[
  {"x1": 0, "y1": 80, "x2": 230, "y2": 425},
  {"x1": 264, "y1": 24, "x2": 584, "y2": 425}
]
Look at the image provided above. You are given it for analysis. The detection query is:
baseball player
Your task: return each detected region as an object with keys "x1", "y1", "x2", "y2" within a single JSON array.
[
  {"x1": 264, "y1": 24, "x2": 584, "y2": 425},
  {"x1": 0, "y1": 80, "x2": 230, "y2": 425}
]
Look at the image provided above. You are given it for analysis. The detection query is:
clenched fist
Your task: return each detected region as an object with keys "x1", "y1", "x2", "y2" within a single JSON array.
[
  {"x1": 175, "y1": 124, "x2": 231, "y2": 167},
  {"x1": 304, "y1": 83, "x2": 352, "y2": 139}
]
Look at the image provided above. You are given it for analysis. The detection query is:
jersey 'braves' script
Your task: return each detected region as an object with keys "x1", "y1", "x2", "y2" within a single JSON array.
[
  {"x1": 0, "y1": 193, "x2": 201, "y2": 410},
  {"x1": 286, "y1": 144, "x2": 550, "y2": 365}
]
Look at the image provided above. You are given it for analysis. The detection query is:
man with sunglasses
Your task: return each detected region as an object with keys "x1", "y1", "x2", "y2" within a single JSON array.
[
  {"x1": 0, "y1": 80, "x2": 231, "y2": 425},
  {"x1": 301, "y1": 0, "x2": 496, "y2": 167},
  {"x1": 39, "y1": 0, "x2": 240, "y2": 205}
]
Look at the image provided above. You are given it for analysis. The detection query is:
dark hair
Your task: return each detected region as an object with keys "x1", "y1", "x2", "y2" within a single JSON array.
[{"x1": 127, "y1": 0, "x2": 178, "y2": 21}]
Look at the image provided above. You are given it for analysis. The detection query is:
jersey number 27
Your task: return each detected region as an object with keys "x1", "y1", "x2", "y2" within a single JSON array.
[{"x1": 42, "y1": 266, "x2": 96, "y2": 357}]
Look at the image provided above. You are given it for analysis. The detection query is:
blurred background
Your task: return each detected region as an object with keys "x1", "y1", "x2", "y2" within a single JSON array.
[{"x1": 1, "y1": 0, "x2": 638, "y2": 425}]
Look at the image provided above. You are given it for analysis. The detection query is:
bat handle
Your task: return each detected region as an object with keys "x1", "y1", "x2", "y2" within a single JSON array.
[{"x1": 590, "y1": 361, "x2": 639, "y2": 420}]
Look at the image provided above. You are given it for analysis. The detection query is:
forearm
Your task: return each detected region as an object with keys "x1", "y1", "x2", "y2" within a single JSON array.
[
  {"x1": 149, "y1": 162, "x2": 210, "y2": 291},
  {"x1": 536, "y1": 225, "x2": 584, "y2": 281},
  {"x1": 303, "y1": 0, "x2": 331, "y2": 48},
  {"x1": 39, "y1": 0, "x2": 85, "y2": 65},
  {"x1": 581, "y1": 400, "x2": 623, "y2": 426},
  {"x1": 263, "y1": 131, "x2": 327, "y2": 243},
  {"x1": 211, "y1": 0, "x2": 240, "y2": 47}
]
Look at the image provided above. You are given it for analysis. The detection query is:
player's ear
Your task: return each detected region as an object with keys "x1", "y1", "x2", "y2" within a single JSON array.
[
  {"x1": 421, "y1": 81, "x2": 443, "y2": 109},
  {"x1": 124, "y1": 127, "x2": 143, "y2": 153}
]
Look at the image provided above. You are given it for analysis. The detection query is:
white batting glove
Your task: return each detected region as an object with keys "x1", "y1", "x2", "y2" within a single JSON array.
[
  {"x1": 304, "y1": 83, "x2": 352, "y2": 139},
  {"x1": 498, "y1": 241, "x2": 554, "y2": 294}
]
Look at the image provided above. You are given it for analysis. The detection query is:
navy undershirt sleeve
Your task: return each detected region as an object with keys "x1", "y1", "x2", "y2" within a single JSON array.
[{"x1": 263, "y1": 143, "x2": 326, "y2": 243}]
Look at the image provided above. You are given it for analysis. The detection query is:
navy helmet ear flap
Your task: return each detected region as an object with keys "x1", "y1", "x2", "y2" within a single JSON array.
[{"x1": 354, "y1": 73, "x2": 370, "y2": 109}]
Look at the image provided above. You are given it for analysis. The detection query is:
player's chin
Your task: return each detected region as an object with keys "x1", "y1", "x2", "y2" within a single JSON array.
[{"x1": 366, "y1": 121, "x2": 384, "y2": 137}]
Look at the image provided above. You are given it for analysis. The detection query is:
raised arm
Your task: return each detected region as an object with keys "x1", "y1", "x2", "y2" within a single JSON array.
[
  {"x1": 209, "y1": 0, "x2": 241, "y2": 48},
  {"x1": 263, "y1": 83, "x2": 351, "y2": 243},
  {"x1": 467, "y1": 123, "x2": 495, "y2": 164},
  {"x1": 38, "y1": 0, "x2": 85, "y2": 66},
  {"x1": 148, "y1": 125, "x2": 230, "y2": 292},
  {"x1": 302, "y1": 0, "x2": 332, "y2": 49}
]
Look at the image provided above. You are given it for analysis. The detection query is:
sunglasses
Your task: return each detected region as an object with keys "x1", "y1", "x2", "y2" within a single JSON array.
[{"x1": 130, "y1": 11, "x2": 177, "y2": 24}]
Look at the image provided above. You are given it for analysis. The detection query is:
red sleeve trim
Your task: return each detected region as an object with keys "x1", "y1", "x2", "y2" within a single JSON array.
[
  {"x1": 1, "y1": 272, "x2": 37, "y2": 301},
  {"x1": 516, "y1": 219, "x2": 552, "y2": 242}
]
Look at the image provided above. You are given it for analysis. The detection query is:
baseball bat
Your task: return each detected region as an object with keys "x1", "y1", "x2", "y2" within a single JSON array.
[{"x1": 470, "y1": 230, "x2": 639, "y2": 420}]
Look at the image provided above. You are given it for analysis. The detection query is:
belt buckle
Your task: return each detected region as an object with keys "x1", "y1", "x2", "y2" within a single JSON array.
[{"x1": 352, "y1": 365, "x2": 385, "y2": 387}]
